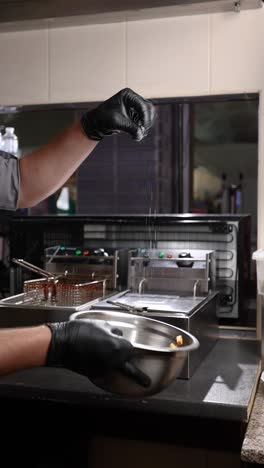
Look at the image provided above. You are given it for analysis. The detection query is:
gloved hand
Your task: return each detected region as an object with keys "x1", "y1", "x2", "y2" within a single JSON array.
[
  {"x1": 81, "y1": 87, "x2": 156, "y2": 142},
  {"x1": 46, "y1": 320, "x2": 151, "y2": 388}
]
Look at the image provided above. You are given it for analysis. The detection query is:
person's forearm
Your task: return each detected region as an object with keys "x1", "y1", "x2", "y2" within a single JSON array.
[
  {"x1": 17, "y1": 120, "x2": 98, "y2": 208},
  {"x1": 0, "y1": 325, "x2": 51, "y2": 376}
]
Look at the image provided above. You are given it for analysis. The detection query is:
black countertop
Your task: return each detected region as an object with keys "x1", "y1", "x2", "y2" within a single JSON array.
[
  {"x1": 241, "y1": 375, "x2": 264, "y2": 464},
  {"x1": 0, "y1": 337, "x2": 260, "y2": 423}
]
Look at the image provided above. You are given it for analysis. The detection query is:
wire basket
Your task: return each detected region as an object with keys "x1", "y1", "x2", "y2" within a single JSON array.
[{"x1": 23, "y1": 274, "x2": 107, "y2": 307}]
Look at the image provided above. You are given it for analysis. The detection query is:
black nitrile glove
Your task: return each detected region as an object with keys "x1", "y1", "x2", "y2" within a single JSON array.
[
  {"x1": 46, "y1": 320, "x2": 151, "y2": 388},
  {"x1": 80, "y1": 88, "x2": 156, "y2": 142}
]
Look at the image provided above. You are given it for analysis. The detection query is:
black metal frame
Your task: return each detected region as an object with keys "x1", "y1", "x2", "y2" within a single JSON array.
[{"x1": 0, "y1": 92, "x2": 259, "y2": 113}]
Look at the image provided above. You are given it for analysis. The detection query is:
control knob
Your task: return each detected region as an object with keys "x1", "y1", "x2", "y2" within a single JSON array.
[{"x1": 176, "y1": 252, "x2": 194, "y2": 268}]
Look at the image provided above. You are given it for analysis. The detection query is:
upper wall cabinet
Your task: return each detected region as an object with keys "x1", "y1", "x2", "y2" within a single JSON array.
[
  {"x1": 0, "y1": 0, "x2": 262, "y2": 31},
  {"x1": 0, "y1": 30, "x2": 49, "y2": 106},
  {"x1": 49, "y1": 23, "x2": 126, "y2": 103}
]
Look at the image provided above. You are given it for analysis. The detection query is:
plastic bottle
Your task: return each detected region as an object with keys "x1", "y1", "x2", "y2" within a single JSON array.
[
  {"x1": 235, "y1": 173, "x2": 243, "y2": 213},
  {"x1": 56, "y1": 187, "x2": 70, "y2": 213},
  {"x1": 221, "y1": 173, "x2": 229, "y2": 213},
  {"x1": 0, "y1": 128, "x2": 3, "y2": 150},
  {"x1": 2, "y1": 127, "x2": 19, "y2": 157},
  {"x1": 229, "y1": 184, "x2": 237, "y2": 214}
]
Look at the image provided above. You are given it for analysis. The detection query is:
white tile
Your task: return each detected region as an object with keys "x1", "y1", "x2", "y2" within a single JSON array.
[
  {"x1": 0, "y1": 29, "x2": 48, "y2": 105},
  {"x1": 211, "y1": 9, "x2": 264, "y2": 93},
  {"x1": 49, "y1": 22, "x2": 126, "y2": 103},
  {"x1": 126, "y1": 15, "x2": 209, "y2": 99}
]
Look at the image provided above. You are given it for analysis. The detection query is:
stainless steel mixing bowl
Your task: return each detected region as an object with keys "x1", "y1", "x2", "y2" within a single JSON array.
[{"x1": 69, "y1": 309, "x2": 200, "y2": 397}]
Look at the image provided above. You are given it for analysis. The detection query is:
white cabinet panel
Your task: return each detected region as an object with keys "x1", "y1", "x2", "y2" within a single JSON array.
[
  {"x1": 211, "y1": 9, "x2": 264, "y2": 93},
  {"x1": 49, "y1": 22, "x2": 126, "y2": 103},
  {"x1": 127, "y1": 15, "x2": 209, "y2": 98},
  {"x1": 0, "y1": 29, "x2": 48, "y2": 105}
]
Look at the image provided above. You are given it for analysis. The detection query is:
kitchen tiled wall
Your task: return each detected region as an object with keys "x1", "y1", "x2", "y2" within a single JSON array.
[{"x1": 1, "y1": 8, "x2": 263, "y2": 105}]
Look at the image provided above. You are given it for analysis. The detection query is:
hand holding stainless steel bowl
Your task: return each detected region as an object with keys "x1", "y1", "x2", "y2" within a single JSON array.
[
  {"x1": 68, "y1": 310, "x2": 200, "y2": 398},
  {"x1": 46, "y1": 319, "x2": 151, "y2": 389}
]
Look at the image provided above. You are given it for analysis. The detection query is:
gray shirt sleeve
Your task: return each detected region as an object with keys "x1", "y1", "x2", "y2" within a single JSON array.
[{"x1": 0, "y1": 150, "x2": 20, "y2": 211}]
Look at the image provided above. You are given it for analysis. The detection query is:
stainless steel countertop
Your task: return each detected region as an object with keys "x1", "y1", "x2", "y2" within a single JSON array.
[{"x1": 92, "y1": 290, "x2": 208, "y2": 316}]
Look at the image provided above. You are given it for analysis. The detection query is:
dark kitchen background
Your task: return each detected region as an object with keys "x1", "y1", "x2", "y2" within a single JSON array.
[
  {"x1": 0, "y1": 93, "x2": 258, "y2": 244},
  {"x1": 0, "y1": 93, "x2": 259, "y2": 327}
]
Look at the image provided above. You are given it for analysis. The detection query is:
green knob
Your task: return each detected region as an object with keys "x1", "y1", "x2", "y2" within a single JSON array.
[{"x1": 158, "y1": 252, "x2": 165, "y2": 258}]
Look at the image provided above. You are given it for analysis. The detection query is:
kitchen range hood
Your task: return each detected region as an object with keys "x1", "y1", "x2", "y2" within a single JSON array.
[{"x1": 0, "y1": 0, "x2": 262, "y2": 31}]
